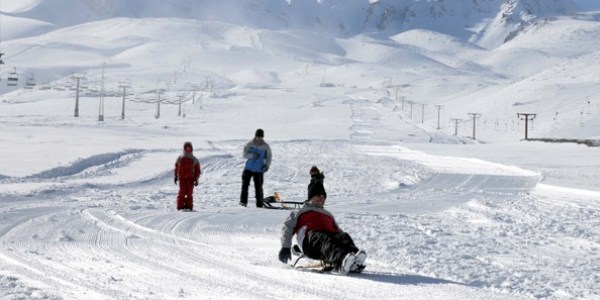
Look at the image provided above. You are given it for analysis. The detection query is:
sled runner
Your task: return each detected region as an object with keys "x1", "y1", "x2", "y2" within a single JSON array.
[
  {"x1": 262, "y1": 192, "x2": 305, "y2": 210},
  {"x1": 290, "y1": 245, "x2": 366, "y2": 274}
]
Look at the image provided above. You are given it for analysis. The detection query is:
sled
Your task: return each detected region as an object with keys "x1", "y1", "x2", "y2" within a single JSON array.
[
  {"x1": 290, "y1": 245, "x2": 366, "y2": 274},
  {"x1": 262, "y1": 192, "x2": 305, "y2": 210}
]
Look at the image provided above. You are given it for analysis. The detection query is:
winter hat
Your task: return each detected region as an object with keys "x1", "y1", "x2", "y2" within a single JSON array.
[
  {"x1": 309, "y1": 166, "x2": 320, "y2": 175},
  {"x1": 183, "y1": 141, "x2": 193, "y2": 151},
  {"x1": 308, "y1": 180, "x2": 326, "y2": 200},
  {"x1": 255, "y1": 128, "x2": 264, "y2": 138}
]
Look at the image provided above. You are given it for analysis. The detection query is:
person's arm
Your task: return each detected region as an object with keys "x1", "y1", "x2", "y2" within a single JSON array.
[
  {"x1": 194, "y1": 158, "x2": 201, "y2": 180},
  {"x1": 265, "y1": 143, "x2": 272, "y2": 170},
  {"x1": 174, "y1": 157, "x2": 180, "y2": 184},
  {"x1": 280, "y1": 211, "x2": 298, "y2": 248},
  {"x1": 243, "y1": 141, "x2": 257, "y2": 159}
]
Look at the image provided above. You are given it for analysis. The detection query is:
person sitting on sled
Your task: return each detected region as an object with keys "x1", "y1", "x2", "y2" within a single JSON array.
[
  {"x1": 307, "y1": 165, "x2": 325, "y2": 201},
  {"x1": 278, "y1": 180, "x2": 367, "y2": 274},
  {"x1": 174, "y1": 141, "x2": 201, "y2": 211}
]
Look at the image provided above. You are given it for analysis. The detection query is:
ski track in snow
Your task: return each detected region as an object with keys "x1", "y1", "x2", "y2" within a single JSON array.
[
  {"x1": 2, "y1": 139, "x2": 598, "y2": 299},
  {"x1": 1, "y1": 2, "x2": 600, "y2": 298}
]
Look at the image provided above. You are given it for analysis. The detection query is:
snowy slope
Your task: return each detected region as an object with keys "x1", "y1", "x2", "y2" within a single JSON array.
[
  {"x1": 1, "y1": 0, "x2": 600, "y2": 299},
  {"x1": 0, "y1": 124, "x2": 598, "y2": 299}
]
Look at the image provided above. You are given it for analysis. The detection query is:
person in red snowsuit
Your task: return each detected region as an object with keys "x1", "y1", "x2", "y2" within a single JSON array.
[{"x1": 174, "y1": 141, "x2": 201, "y2": 211}]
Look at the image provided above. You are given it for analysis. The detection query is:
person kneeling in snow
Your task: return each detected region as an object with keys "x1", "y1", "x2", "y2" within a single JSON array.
[
  {"x1": 278, "y1": 180, "x2": 366, "y2": 274},
  {"x1": 174, "y1": 141, "x2": 201, "y2": 211}
]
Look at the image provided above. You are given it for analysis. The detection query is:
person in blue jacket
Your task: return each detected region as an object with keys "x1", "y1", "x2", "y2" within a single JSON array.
[{"x1": 240, "y1": 129, "x2": 272, "y2": 207}]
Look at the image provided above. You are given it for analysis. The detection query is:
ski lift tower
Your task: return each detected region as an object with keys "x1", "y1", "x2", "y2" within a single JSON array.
[
  {"x1": 72, "y1": 73, "x2": 87, "y2": 117},
  {"x1": 468, "y1": 113, "x2": 482, "y2": 140},
  {"x1": 155, "y1": 88, "x2": 165, "y2": 119},
  {"x1": 517, "y1": 113, "x2": 537, "y2": 140},
  {"x1": 177, "y1": 93, "x2": 185, "y2": 117},
  {"x1": 98, "y1": 63, "x2": 106, "y2": 122},
  {"x1": 119, "y1": 82, "x2": 130, "y2": 120}
]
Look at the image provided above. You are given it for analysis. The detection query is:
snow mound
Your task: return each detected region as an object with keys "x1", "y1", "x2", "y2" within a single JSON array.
[
  {"x1": 230, "y1": 69, "x2": 280, "y2": 88},
  {"x1": 0, "y1": 14, "x2": 54, "y2": 40}
]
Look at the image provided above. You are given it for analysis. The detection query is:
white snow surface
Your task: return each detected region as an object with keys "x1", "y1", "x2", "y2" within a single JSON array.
[{"x1": 1, "y1": 1, "x2": 600, "y2": 299}]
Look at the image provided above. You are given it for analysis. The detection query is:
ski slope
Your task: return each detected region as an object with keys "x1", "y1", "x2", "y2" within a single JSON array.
[
  {"x1": 1, "y1": 91, "x2": 599, "y2": 299},
  {"x1": 1, "y1": 1, "x2": 600, "y2": 299},
  {"x1": 0, "y1": 138, "x2": 541, "y2": 299}
]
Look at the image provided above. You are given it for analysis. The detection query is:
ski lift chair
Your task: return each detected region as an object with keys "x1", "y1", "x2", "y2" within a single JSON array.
[
  {"x1": 25, "y1": 75, "x2": 36, "y2": 89},
  {"x1": 7, "y1": 68, "x2": 18, "y2": 86}
]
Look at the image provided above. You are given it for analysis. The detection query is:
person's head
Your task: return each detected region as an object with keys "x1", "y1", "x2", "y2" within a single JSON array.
[
  {"x1": 309, "y1": 165, "x2": 325, "y2": 181},
  {"x1": 310, "y1": 194, "x2": 326, "y2": 208},
  {"x1": 183, "y1": 141, "x2": 193, "y2": 154},
  {"x1": 308, "y1": 181, "x2": 327, "y2": 207},
  {"x1": 255, "y1": 128, "x2": 264, "y2": 141},
  {"x1": 309, "y1": 166, "x2": 320, "y2": 175}
]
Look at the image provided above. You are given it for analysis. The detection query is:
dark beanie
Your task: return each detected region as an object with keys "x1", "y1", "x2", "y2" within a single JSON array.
[
  {"x1": 255, "y1": 128, "x2": 264, "y2": 137},
  {"x1": 183, "y1": 141, "x2": 193, "y2": 150},
  {"x1": 308, "y1": 181, "x2": 326, "y2": 200},
  {"x1": 309, "y1": 166, "x2": 320, "y2": 174}
]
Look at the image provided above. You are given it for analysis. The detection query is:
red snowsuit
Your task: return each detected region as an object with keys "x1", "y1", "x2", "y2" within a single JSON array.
[{"x1": 174, "y1": 149, "x2": 201, "y2": 210}]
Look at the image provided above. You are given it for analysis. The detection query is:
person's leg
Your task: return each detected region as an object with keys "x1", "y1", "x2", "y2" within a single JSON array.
[
  {"x1": 306, "y1": 231, "x2": 352, "y2": 267},
  {"x1": 177, "y1": 181, "x2": 186, "y2": 210},
  {"x1": 240, "y1": 170, "x2": 252, "y2": 205},
  {"x1": 302, "y1": 234, "x2": 323, "y2": 261},
  {"x1": 333, "y1": 232, "x2": 359, "y2": 254},
  {"x1": 184, "y1": 179, "x2": 194, "y2": 210},
  {"x1": 253, "y1": 172, "x2": 264, "y2": 207}
]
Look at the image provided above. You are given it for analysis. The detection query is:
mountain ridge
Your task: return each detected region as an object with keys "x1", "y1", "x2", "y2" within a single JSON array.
[{"x1": 2, "y1": 0, "x2": 595, "y2": 48}]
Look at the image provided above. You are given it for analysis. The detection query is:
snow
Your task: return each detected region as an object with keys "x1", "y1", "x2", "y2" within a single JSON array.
[{"x1": 1, "y1": 0, "x2": 600, "y2": 299}]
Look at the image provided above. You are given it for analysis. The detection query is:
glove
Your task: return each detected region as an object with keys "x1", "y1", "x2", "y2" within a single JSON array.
[
  {"x1": 278, "y1": 247, "x2": 291, "y2": 263},
  {"x1": 262, "y1": 165, "x2": 269, "y2": 173},
  {"x1": 174, "y1": 177, "x2": 178, "y2": 185},
  {"x1": 252, "y1": 153, "x2": 259, "y2": 159},
  {"x1": 194, "y1": 180, "x2": 199, "y2": 187}
]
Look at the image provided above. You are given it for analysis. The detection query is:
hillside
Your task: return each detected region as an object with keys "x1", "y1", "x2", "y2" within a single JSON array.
[
  {"x1": 1, "y1": 2, "x2": 600, "y2": 299},
  {"x1": 2, "y1": 0, "x2": 600, "y2": 140}
]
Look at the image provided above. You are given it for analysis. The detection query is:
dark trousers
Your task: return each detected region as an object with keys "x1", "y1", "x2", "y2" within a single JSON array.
[
  {"x1": 240, "y1": 169, "x2": 264, "y2": 207},
  {"x1": 177, "y1": 178, "x2": 194, "y2": 210},
  {"x1": 302, "y1": 231, "x2": 359, "y2": 267}
]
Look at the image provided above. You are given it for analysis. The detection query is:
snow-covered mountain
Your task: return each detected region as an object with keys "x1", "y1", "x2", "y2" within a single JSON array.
[
  {"x1": 2, "y1": 1, "x2": 600, "y2": 299},
  {"x1": 2, "y1": 0, "x2": 600, "y2": 140},
  {"x1": 2, "y1": 0, "x2": 596, "y2": 48}
]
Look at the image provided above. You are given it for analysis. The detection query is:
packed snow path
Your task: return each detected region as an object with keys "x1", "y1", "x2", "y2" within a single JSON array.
[{"x1": 1, "y1": 141, "x2": 598, "y2": 299}]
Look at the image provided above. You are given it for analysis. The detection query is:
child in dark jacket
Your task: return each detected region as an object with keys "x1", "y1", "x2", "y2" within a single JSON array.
[
  {"x1": 174, "y1": 141, "x2": 201, "y2": 211},
  {"x1": 307, "y1": 165, "x2": 325, "y2": 201}
]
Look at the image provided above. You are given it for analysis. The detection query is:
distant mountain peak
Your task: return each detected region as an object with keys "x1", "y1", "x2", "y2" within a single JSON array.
[{"x1": 2, "y1": 0, "x2": 589, "y2": 48}]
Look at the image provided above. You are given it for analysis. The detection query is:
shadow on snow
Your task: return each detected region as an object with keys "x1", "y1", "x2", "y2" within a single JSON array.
[{"x1": 356, "y1": 271, "x2": 463, "y2": 286}]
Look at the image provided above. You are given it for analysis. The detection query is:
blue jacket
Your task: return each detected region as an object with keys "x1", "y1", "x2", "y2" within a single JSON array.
[{"x1": 243, "y1": 138, "x2": 272, "y2": 173}]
